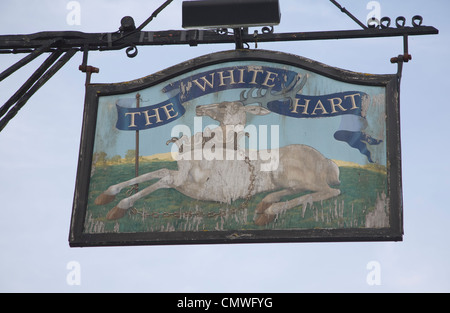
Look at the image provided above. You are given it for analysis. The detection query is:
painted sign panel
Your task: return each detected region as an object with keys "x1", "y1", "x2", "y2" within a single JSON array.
[{"x1": 69, "y1": 50, "x2": 403, "y2": 247}]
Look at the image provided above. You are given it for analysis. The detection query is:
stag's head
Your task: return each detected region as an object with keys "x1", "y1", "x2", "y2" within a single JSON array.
[
  {"x1": 196, "y1": 101, "x2": 270, "y2": 127},
  {"x1": 195, "y1": 74, "x2": 307, "y2": 127}
]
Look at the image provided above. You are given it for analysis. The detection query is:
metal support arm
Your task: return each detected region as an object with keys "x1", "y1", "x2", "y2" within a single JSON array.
[
  {"x1": 0, "y1": 26, "x2": 438, "y2": 54},
  {"x1": 0, "y1": 11, "x2": 438, "y2": 132}
]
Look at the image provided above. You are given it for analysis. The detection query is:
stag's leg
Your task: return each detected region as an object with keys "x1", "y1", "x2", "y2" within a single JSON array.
[
  {"x1": 106, "y1": 178, "x2": 173, "y2": 220},
  {"x1": 254, "y1": 188, "x2": 300, "y2": 226},
  {"x1": 95, "y1": 168, "x2": 173, "y2": 205},
  {"x1": 255, "y1": 187, "x2": 341, "y2": 226}
]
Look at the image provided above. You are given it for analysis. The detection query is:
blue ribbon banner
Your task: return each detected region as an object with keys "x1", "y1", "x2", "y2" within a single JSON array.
[
  {"x1": 116, "y1": 96, "x2": 185, "y2": 131},
  {"x1": 115, "y1": 65, "x2": 382, "y2": 162}
]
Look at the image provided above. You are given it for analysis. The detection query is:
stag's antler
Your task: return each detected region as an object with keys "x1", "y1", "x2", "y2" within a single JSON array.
[{"x1": 240, "y1": 74, "x2": 308, "y2": 107}]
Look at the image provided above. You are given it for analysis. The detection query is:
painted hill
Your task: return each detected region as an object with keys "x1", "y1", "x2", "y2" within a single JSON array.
[
  {"x1": 141, "y1": 152, "x2": 176, "y2": 162},
  {"x1": 333, "y1": 160, "x2": 387, "y2": 175},
  {"x1": 139, "y1": 153, "x2": 387, "y2": 175}
]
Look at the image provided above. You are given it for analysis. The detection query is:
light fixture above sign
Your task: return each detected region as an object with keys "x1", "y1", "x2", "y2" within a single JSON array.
[{"x1": 182, "y1": 0, "x2": 281, "y2": 29}]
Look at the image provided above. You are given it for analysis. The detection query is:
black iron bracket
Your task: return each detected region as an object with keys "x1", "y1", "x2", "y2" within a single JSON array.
[
  {"x1": 0, "y1": 23, "x2": 438, "y2": 56},
  {"x1": 0, "y1": 1, "x2": 439, "y2": 132},
  {"x1": 329, "y1": 0, "x2": 368, "y2": 29}
]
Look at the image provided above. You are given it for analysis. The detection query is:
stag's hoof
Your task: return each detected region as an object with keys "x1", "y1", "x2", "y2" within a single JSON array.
[
  {"x1": 255, "y1": 213, "x2": 276, "y2": 226},
  {"x1": 254, "y1": 201, "x2": 276, "y2": 226},
  {"x1": 255, "y1": 201, "x2": 271, "y2": 214},
  {"x1": 95, "y1": 193, "x2": 116, "y2": 205},
  {"x1": 106, "y1": 206, "x2": 127, "y2": 220}
]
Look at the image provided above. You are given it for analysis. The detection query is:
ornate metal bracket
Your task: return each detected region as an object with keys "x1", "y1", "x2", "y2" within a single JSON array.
[{"x1": 0, "y1": 1, "x2": 439, "y2": 132}]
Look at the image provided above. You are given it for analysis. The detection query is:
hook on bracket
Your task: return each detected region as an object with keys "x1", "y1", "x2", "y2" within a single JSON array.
[
  {"x1": 390, "y1": 35, "x2": 412, "y2": 64},
  {"x1": 126, "y1": 45, "x2": 139, "y2": 58},
  {"x1": 389, "y1": 16, "x2": 425, "y2": 64}
]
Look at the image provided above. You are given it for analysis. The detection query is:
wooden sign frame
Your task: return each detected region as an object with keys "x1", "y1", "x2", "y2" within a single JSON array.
[{"x1": 69, "y1": 49, "x2": 402, "y2": 247}]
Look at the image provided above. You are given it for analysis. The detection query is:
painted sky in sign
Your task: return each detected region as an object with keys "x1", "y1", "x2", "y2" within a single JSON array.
[{"x1": 95, "y1": 61, "x2": 387, "y2": 165}]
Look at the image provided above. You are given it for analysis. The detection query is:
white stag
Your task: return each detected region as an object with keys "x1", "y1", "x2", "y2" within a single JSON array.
[{"x1": 95, "y1": 76, "x2": 341, "y2": 225}]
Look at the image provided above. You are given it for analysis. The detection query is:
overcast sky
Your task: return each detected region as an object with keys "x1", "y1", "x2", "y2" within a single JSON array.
[{"x1": 0, "y1": 0, "x2": 449, "y2": 293}]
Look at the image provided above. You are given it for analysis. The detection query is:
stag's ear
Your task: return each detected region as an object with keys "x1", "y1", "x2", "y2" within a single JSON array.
[{"x1": 243, "y1": 105, "x2": 271, "y2": 116}]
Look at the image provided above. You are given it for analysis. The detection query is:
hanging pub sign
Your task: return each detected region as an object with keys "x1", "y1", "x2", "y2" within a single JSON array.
[{"x1": 69, "y1": 49, "x2": 403, "y2": 247}]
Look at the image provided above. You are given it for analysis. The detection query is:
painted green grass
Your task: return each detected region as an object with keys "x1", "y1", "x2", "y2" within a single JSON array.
[{"x1": 84, "y1": 161, "x2": 387, "y2": 234}]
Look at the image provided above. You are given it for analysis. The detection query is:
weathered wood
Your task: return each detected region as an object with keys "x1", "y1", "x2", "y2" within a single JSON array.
[{"x1": 69, "y1": 49, "x2": 403, "y2": 247}]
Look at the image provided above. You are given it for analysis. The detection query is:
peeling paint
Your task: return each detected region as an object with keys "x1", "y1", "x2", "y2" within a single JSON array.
[{"x1": 365, "y1": 192, "x2": 390, "y2": 228}]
